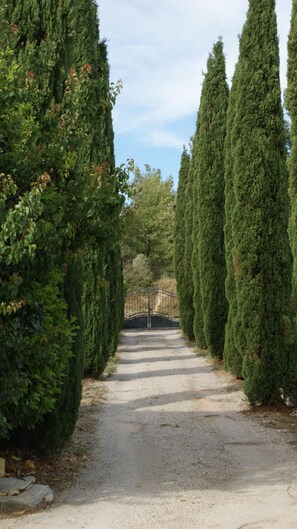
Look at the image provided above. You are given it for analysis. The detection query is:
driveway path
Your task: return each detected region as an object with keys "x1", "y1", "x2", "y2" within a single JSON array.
[{"x1": 3, "y1": 329, "x2": 297, "y2": 529}]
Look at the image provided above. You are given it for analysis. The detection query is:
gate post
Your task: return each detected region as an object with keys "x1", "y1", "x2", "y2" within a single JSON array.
[{"x1": 147, "y1": 287, "x2": 151, "y2": 329}]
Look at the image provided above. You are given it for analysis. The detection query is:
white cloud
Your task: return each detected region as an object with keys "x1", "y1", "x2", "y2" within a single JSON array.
[
  {"x1": 98, "y1": 0, "x2": 292, "y2": 151},
  {"x1": 149, "y1": 130, "x2": 184, "y2": 149}
]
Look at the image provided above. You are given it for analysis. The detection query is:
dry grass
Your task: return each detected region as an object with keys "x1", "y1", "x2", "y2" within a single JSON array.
[
  {"x1": 153, "y1": 278, "x2": 177, "y2": 294},
  {"x1": 124, "y1": 278, "x2": 178, "y2": 319}
]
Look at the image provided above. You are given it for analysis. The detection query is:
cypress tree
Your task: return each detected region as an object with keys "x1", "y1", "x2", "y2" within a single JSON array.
[
  {"x1": 107, "y1": 246, "x2": 124, "y2": 355},
  {"x1": 193, "y1": 39, "x2": 228, "y2": 358},
  {"x1": 286, "y1": 0, "x2": 297, "y2": 394},
  {"x1": 37, "y1": 257, "x2": 84, "y2": 449},
  {"x1": 174, "y1": 148, "x2": 191, "y2": 333},
  {"x1": 229, "y1": 0, "x2": 293, "y2": 404},
  {"x1": 223, "y1": 66, "x2": 243, "y2": 376},
  {"x1": 287, "y1": 1, "x2": 297, "y2": 315},
  {"x1": 98, "y1": 41, "x2": 124, "y2": 360},
  {"x1": 192, "y1": 136, "x2": 206, "y2": 348},
  {"x1": 83, "y1": 246, "x2": 109, "y2": 377},
  {"x1": 183, "y1": 159, "x2": 196, "y2": 341},
  {"x1": 82, "y1": 38, "x2": 121, "y2": 378},
  {"x1": 36, "y1": 0, "x2": 107, "y2": 444},
  {"x1": 4, "y1": 0, "x2": 125, "y2": 446},
  {"x1": 2, "y1": 0, "x2": 83, "y2": 448}
]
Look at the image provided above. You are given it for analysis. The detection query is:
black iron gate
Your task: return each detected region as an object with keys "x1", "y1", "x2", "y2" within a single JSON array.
[{"x1": 124, "y1": 287, "x2": 179, "y2": 329}]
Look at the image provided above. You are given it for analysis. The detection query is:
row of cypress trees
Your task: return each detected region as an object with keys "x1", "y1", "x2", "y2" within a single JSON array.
[
  {"x1": 175, "y1": 0, "x2": 297, "y2": 406},
  {"x1": 0, "y1": 0, "x2": 125, "y2": 449}
]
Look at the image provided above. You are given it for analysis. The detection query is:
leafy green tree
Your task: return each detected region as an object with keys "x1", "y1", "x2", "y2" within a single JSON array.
[
  {"x1": 123, "y1": 165, "x2": 175, "y2": 283},
  {"x1": 1, "y1": 1, "x2": 128, "y2": 447},
  {"x1": 0, "y1": 38, "x2": 77, "y2": 440},
  {"x1": 124, "y1": 254, "x2": 153, "y2": 291},
  {"x1": 227, "y1": 0, "x2": 293, "y2": 404},
  {"x1": 174, "y1": 148, "x2": 190, "y2": 332},
  {"x1": 192, "y1": 39, "x2": 228, "y2": 357}
]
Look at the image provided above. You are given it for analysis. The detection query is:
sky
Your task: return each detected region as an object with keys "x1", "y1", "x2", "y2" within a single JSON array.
[{"x1": 98, "y1": 0, "x2": 292, "y2": 188}]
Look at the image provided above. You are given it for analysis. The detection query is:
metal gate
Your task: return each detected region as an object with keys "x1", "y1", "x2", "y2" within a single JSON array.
[{"x1": 124, "y1": 287, "x2": 179, "y2": 329}]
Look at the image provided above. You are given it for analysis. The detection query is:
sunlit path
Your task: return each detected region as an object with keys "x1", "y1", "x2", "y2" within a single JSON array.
[{"x1": 3, "y1": 330, "x2": 297, "y2": 529}]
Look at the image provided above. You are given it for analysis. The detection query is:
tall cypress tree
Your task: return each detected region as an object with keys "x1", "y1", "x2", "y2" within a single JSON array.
[
  {"x1": 4, "y1": 0, "x2": 84, "y2": 448},
  {"x1": 174, "y1": 148, "x2": 191, "y2": 333},
  {"x1": 4, "y1": 0, "x2": 124, "y2": 447},
  {"x1": 192, "y1": 135, "x2": 206, "y2": 349},
  {"x1": 82, "y1": 38, "x2": 123, "y2": 378},
  {"x1": 99, "y1": 41, "x2": 124, "y2": 360},
  {"x1": 193, "y1": 39, "x2": 228, "y2": 358},
  {"x1": 287, "y1": 1, "x2": 297, "y2": 315},
  {"x1": 182, "y1": 159, "x2": 196, "y2": 341},
  {"x1": 228, "y1": 0, "x2": 293, "y2": 404},
  {"x1": 286, "y1": 0, "x2": 297, "y2": 395},
  {"x1": 223, "y1": 66, "x2": 243, "y2": 376}
]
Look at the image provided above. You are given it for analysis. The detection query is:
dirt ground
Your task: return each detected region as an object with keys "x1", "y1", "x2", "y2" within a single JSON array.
[{"x1": 2, "y1": 329, "x2": 297, "y2": 529}]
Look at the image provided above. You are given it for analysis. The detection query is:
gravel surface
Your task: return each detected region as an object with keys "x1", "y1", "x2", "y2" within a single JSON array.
[{"x1": 2, "y1": 329, "x2": 297, "y2": 529}]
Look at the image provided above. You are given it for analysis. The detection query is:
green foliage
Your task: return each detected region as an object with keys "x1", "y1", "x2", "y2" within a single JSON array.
[
  {"x1": 122, "y1": 165, "x2": 176, "y2": 284},
  {"x1": 287, "y1": 1, "x2": 297, "y2": 315},
  {"x1": 103, "y1": 353, "x2": 119, "y2": 378},
  {"x1": 80, "y1": 37, "x2": 126, "y2": 379},
  {"x1": 223, "y1": 67, "x2": 243, "y2": 376},
  {"x1": 125, "y1": 254, "x2": 153, "y2": 291},
  {"x1": 192, "y1": 39, "x2": 228, "y2": 358},
  {"x1": 190, "y1": 138, "x2": 205, "y2": 348},
  {"x1": 82, "y1": 247, "x2": 109, "y2": 377},
  {"x1": 174, "y1": 148, "x2": 190, "y2": 333},
  {"x1": 0, "y1": 267, "x2": 75, "y2": 440},
  {"x1": 0, "y1": 175, "x2": 76, "y2": 444},
  {"x1": 226, "y1": 0, "x2": 293, "y2": 405},
  {"x1": 285, "y1": 0, "x2": 297, "y2": 395},
  {"x1": 0, "y1": 1, "x2": 127, "y2": 447},
  {"x1": 106, "y1": 245, "x2": 124, "y2": 355},
  {"x1": 82, "y1": 244, "x2": 124, "y2": 378},
  {"x1": 34, "y1": 257, "x2": 84, "y2": 450},
  {"x1": 0, "y1": 41, "x2": 75, "y2": 440},
  {"x1": 182, "y1": 160, "x2": 196, "y2": 341}
]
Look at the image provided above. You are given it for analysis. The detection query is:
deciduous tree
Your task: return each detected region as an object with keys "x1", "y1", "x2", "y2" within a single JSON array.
[{"x1": 123, "y1": 165, "x2": 175, "y2": 287}]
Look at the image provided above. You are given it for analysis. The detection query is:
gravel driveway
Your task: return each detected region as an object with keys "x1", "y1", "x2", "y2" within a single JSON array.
[{"x1": 3, "y1": 329, "x2": 297, "y2": 529}]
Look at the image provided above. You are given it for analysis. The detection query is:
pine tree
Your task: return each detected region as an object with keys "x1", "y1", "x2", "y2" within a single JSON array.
[
  {"x1": 174, "y1": 148, "x2": 191, "y2": 333},
  {"x1": 228, "y1": 0, "x2": 293, "y2": 404},
  {"x1": 193, "y1": 39, "x2": 228, "y2": 358}
]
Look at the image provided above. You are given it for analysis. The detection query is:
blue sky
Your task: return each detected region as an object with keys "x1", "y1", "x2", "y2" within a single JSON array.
[{"x1": 98, "y1": 0, "x2": 292, "y2": 188}]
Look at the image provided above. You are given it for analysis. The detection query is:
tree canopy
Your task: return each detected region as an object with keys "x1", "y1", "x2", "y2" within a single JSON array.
[
  {"x1": 0, "y1": 0, "x2": 127, "y2": 447},
  {"x1": 192, "y1": 38, "x2": 228, "y2": 357},
  {"x1": 122, "y1": 165, "x2": 175, "y2": 290}
]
